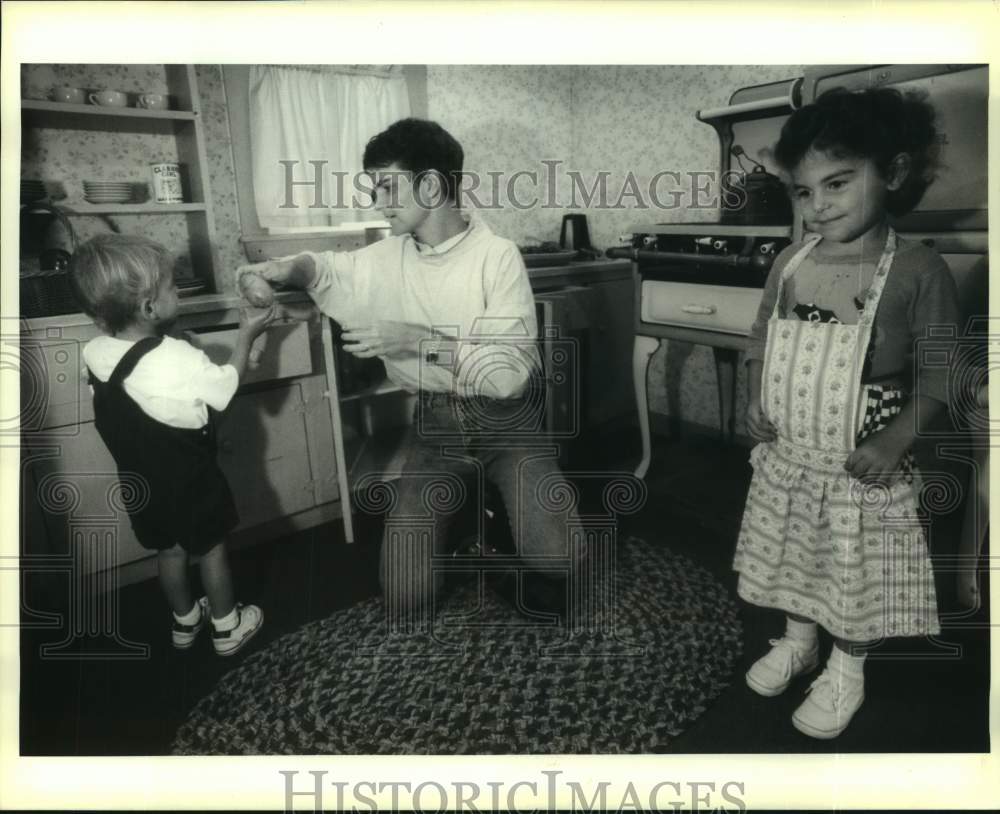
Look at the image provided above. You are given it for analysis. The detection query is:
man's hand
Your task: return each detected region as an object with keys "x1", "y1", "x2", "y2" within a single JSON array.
[
  {"x1": 341, "y1": 321, "x2": 429, "y2": 359},
  {"x1": 236, "y1": 253, "x2": 317, "y2": 292},
  {"x1": 747, "y1": 398, "x2": 777, "y2": 443},
  {"x1": 844, "y1": 430, "x2": 909, "y2": 482}
]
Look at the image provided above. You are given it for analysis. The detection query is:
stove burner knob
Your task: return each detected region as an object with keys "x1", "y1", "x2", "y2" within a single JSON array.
[{"x1": 713, "y1": 240, "x2": 728, "y2": 252}]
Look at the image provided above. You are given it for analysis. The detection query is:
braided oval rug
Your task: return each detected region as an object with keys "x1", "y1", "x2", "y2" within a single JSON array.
[{"x1": 172, "y1": 536, "x2": 742, "y2": 754}]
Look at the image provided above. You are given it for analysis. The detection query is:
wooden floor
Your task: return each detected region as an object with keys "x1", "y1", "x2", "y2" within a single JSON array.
[{"x1": 19, "y1": 424, "x2": 990, "y2": 755}]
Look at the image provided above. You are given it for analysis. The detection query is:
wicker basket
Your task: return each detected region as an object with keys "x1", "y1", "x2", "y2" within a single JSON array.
[{"x1": 20, "y1": 270, "x2": 81, "y2": 318}]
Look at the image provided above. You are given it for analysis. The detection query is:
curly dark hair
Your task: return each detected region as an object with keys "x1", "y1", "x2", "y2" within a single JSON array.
[
  {"x1": 363, "y1": 117, "x2": 464, "y2": 202},
  {"x1": 774, "y1": 86, "x2": 941, "y2": 216}
]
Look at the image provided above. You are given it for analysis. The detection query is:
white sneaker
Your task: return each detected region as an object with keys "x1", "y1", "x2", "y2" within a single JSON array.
[
  {"x1": 172, "y1": 596, "x2": 209, "y2": 650},
  {"x1": 211, "y1": 603, "x2": 263, "y2": 657},
  {"x1": 792, "y1": 666, "x2": 865, "y2": 739},
  {"x1": 746, "y1": 636, "x2": 819, "y2": 697}
]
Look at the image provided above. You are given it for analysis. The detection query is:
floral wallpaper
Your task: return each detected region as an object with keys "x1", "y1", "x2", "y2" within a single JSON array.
[
  {"x1": 427, "y1": 64, "x2": 799, "y2": 437},
  {"x1": 572, "y1": 65, "x2": 797, "y2": 438},
  {"x1": 427, "y1": 65, "x2": 575, "y2": 248}
]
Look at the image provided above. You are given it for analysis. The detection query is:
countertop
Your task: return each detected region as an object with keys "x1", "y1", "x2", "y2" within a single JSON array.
[{"x1": 21, "y1": 260, "x2": 631, "y2": 331}]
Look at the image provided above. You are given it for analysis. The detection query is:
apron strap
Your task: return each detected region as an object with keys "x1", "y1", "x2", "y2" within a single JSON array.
[
  {"x1": 855, "y1": 227, "x2": 897, "y2": 331},
  {"x1": 770, "y1": 235, "x2": 822, "y2": 320},
  {"x1": 109, "y1": 336, "x2": 164, "y2": 388}
]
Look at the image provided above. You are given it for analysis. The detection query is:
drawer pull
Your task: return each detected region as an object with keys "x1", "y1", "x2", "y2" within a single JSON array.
[{"x1": 682, "y1": 304, "x2": 717, "y2": 315}]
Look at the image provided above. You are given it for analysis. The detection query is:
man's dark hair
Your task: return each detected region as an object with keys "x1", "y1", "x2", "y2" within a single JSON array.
[{"x1": 363, "y1": 118, "x2": 464, "y2": 202}]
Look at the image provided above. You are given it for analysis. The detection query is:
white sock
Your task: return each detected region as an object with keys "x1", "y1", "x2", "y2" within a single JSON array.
[
  {"x1": 173, "y1": 601, "x2": 201, "y2": 625},
  {"x1": 829, "y1": 644, "x2": 866, "y2": 680},
  {"x1": 785, "y1": 617, "x2": 818, "y2": 647},
  {"x1": 212, "y1": 606, "x2": 239, "y2": 632}
]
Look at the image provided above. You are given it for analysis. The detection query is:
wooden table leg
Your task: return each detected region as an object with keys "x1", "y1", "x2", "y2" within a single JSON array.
[
  {"x1": 713, "y1": 346, "x2": 739, "y2": 443},
  {"x1": 321, "y1": 316, "x2": 355, "y2": 544},
  {"x1": 633, "y1": 334, "x2": 661, "y2": 479}
]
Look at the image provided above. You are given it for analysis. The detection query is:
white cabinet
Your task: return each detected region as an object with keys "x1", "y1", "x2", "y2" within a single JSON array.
[
  {"x1": 24, "y1": 423, "x2": 149, "y2": 571},
  {"x1": 216, "y1": 384, "x2": 316, "y2": 529}
]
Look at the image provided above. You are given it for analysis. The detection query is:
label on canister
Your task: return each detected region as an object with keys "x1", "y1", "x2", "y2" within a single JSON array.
[{"x1": 150, "y1": 162, "x2": 183, "y2": 204}]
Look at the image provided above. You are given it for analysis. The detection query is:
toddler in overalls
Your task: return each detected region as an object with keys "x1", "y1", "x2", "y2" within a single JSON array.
[
  {"x1": 70, "y1": 234, "x2": 275, "y2": 655},
  {"x1": 734, "y1": 87, "x2": 960, "y2": 738}
]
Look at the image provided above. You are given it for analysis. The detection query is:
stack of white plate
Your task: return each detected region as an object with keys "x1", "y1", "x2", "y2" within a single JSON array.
[
  {"x1": 83, "y1": 181, "x2": 133, "y2": 204},
  {"x1": 21, "y1": 179, "x2": 47, "y2": 204}
]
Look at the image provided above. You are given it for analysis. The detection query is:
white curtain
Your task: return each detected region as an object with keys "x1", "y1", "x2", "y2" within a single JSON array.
[{"x1": 249, "y1": 66, "x2": 410, "y2": 231}]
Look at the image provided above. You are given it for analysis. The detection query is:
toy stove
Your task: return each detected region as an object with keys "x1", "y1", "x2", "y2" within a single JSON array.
[{"x1": 609, "y1": 223, "x2": 793, "y2": 338}]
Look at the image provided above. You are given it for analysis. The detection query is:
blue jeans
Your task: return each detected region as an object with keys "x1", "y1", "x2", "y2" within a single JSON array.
[{"x1": 377, "y1": 392, "x2": 582, "y2": 614}]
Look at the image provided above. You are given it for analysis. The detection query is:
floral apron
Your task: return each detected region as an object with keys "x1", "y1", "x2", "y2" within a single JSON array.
[{"x1": 733, "y1": 228, "x2": 939, "y2": 641}]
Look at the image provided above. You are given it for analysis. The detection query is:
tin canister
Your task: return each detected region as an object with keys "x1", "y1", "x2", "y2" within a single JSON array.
[{"x1": 150, "y1": 162, "x2": 183, "y2": 204}]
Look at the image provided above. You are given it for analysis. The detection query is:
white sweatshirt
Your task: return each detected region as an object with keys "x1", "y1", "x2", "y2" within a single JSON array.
[{"x1": 304, "y1": 219, "x2": 540, "y2": 399}]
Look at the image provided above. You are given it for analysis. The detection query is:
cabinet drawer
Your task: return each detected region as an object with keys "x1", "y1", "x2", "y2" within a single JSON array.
[
  {"x1": 188, "y1": 320, "x2": 312, "y2": 384},
  {"x1": 641, "y1": 281, "x2": 763, "y2": 335}
]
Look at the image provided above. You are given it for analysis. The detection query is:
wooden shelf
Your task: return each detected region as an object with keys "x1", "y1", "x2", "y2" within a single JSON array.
[
  {"x1": 21, "y1": 100, "x2": 197, "y2": 134},
  {"x1": 54, "y1": 203, "x2": 207, "y2": 216},
  {"x1": 21, "y1": 65, "x2": 223, "y2": 297}
]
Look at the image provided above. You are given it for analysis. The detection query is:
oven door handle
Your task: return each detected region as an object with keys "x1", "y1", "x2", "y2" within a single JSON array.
[
  {"x1": 606, "y1": 246, "x2": 772, "y2": 271},
  {"x1": 681, "y1": 304, "x2": 717, "y2": 315}
]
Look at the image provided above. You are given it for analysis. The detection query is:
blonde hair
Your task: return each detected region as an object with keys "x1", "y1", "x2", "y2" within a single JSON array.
[{"x1": 69, "y1": 234, "x2": 172, "y2": 334}]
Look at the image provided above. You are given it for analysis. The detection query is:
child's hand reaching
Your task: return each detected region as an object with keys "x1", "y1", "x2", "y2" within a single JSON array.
[
  {"x1": 747, "y1": 398, "x2": 777, "y2": 443},
  {"x1": 248, "y1": 333, "x2": 268, "y2": 370},
  {"x1": 240, "y1": 302, "x2": 277, "y2": 339},
  {"x1": 236, "y1": 303, "x2": 277, "y2": 373}
]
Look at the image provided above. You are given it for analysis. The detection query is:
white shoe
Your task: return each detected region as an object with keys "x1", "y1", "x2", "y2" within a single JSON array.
[
  {"x1": 792, "y1": 666, "x2": 865, "y2": 739},
  {"x1": 211, "y1": 603, "x2": 263, "y2": 657},
  {"x1": 746, "y1": 636, "x2": 819, "y2": 697},
  {"x1": 172, "y1": 596, "x2": 209, "y2": 650}
]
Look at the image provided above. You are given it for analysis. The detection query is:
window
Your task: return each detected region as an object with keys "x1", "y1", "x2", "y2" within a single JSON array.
[{"x1": 222, "y1": 65, "x2": 428, "y2": 237}]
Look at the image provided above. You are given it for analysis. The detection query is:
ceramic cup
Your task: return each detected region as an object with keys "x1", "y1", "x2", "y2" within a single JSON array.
[
  {"x1": 88, "y1": 90, "x2": 127, "y2": 107},
  {"x1": 136, "y1": 93, "x2": 168, "y2": 110},
  {"x1": 51, "y1": 86, "x2": 86, "y2": 104}
]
